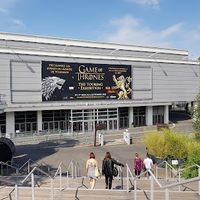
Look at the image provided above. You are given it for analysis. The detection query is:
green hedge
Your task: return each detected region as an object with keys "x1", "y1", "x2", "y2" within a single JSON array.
[
  {"x1": 143, "y1": 129, "x2": 188, "y2": 159},
  {"x1": 143, "y1": 129, "x2": 200, "y2": 178}
]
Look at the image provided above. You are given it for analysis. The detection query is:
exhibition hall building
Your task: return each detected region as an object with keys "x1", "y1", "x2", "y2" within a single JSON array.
[{"x1": 0, "y1": 32, "x2": 199, "y2": 138}]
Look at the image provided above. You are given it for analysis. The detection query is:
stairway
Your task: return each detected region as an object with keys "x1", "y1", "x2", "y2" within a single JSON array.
[
  {"x1": 0, "y1": 176, "x2": 199, "y2": 200},
  {"x1": 0, "y1": 186, "x2": 199, "y2": 200}
]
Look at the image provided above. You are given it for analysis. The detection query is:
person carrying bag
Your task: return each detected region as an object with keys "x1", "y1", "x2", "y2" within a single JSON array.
[
  {"x1": 95, "y1": 166, "x2": 101, "y2": 178},
  {"x1": 102, "y1": 152, "x2": 124, "y2": 189},
  {"x1": 86, "y1": 152, "x2": 99, "y2": 189}
]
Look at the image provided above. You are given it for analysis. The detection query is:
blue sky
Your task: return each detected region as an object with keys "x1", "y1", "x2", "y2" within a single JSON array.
[{"x1": 0, "y1": 0, "x2": 200, "y2": 59}]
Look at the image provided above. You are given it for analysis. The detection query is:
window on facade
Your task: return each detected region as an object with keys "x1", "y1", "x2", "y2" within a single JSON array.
[
  {"x1": 0, "y1": 113, "x2": 6, "y2": 124},
  {"x1": 15, "y1": 111, "x2": 37, "y2": 133},
  {"x1": 133, "y1": 107, "x2": 146, "y2": 127},
  {"x1": 42, "y1": 111, "x2": 54, "y2": 122},
  {"x1": 83, "y1": 109, "x2": 94, "y2": 120},
  {"x1": 42, "y1": 110, "x2": 70, "y2": 131},
  {"x1": 0, "y1": 113, "x2": 6, "y2": 134},
  {"x1": 153, "y1": 106, "x2": 164, "y2": 125},
  {"x1": 119, "y1": 107, "x2": 129, "y2": 129}
]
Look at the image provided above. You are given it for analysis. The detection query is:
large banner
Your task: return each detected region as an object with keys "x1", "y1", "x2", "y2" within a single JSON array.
[{"x1": 42, "y1": 61, "x2": 132, "y2": 101}]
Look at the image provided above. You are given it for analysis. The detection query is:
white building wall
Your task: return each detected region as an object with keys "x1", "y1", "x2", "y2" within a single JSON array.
[
  {"x1": 146, "y1": 106, "x2": 153, "y2": 126},
  {"x1": 152, "y1": 63, "x2": 199, "y2": 102},
  {"x1": 37, "y1": 111, "x2": 42, "y2": 131},
  {"x1": 0, "y1": 34, "x2": 199, "y2": 116},
  {"x1": 0, "y1": 56, "x2": 199, "y2": 110},
  {"x1": 128, "y1": 107, "x2": 133, "y2": 127},
  {"x1": 6, "y1": 112, "x2": 15, "y2": 138},
  {"x1": 0, "y1": 57, "x2": 11, "y2": 103},
  {"x1": 164, "y1": 105, "x2": 169, "y2": 124}
]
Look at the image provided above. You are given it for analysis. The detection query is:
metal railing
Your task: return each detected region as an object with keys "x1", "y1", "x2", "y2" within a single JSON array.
[
  {"x1": 116, "y1": 164, "x2": 124, "y2": 189},
  {"x1": 18, "y1": 159, "x2": 50, "y2": 175},
  {"x1": 0, "y1": 162, "x2": 67, "y2": 200},
  {"x1": 1, "y1": 157, "x2": 80, "y2": 178},
  {"x1": 0, "y1": 159, "x2": 79, "y2": 199},
  {"x1": 126, "y1": 163, "x2": 200, "y2": 200},
  {"x1": 0, "y1": 161, "x2": 19, "y2": 176},
  {"x1": 155, "y1": 160, "x2": 179, "y2": 180},
  {"x1": 0, "y1": 159, "x2": 51, "y2": 177},
  {"x1": 67, "y1": 160, "x2": 81, "y2": 178}
]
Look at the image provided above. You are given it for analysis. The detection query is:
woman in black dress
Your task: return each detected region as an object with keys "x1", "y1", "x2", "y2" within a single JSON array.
[{"x1": 102, "y1": 152, "x2": 124, "y2": 189}]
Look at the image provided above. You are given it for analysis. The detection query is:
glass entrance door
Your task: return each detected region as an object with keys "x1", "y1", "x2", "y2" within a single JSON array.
[
  {"x1": 108, "y1": 120, "x2": 118, "y2": 130},
  {"x1": 84, "y1": 121, "x2": 94, "y2": 133},
  {"x1": 133, "y1": 107, "x2": 146, "y2": 127},
  {"x1": 73, "y1": 122, "x2": 83, "y2": 132},
  {"x1": 0, "y1": 125, "x2": 6, "y2": 136}
]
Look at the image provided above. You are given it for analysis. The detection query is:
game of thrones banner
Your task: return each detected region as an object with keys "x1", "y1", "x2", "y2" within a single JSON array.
[{"x1": 41, "y1": 61, "x2": 132, "y2": 101}]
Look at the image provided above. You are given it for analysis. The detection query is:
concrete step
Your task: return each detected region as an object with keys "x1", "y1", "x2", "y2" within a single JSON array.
[
  {"x1": 37, "y1": 176, "x2": 199, "y2": 192},
  {"x1": 1, "y1": 175, "x2": 198, "y2": 192},
  {"x1": 1, "y1": 187, "x2": 199, "y2": 200}
]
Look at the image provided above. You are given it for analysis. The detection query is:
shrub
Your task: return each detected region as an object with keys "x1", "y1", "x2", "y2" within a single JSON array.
[
  {"x1": 182, "y1": 141, "x2": 200, "y2": 178},
  {"x1": 143, "y1": 129, "x2": 200, "y2": 179},
  {"x1": 192, "y1": 92, "x2": 200, "y2": 141},
  {"x1": 143, "y1": 131, "x2": 166, "y2": 158},
  {"x1": 143, "y1": 129, "x2": 188, "y2": 159},
  {"x1": 163, "y1": 130, "x2": 188, "y2": 159}
]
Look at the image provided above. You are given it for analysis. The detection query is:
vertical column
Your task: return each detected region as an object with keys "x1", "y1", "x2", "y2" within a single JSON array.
[
  {"x1": 117, "y1": 108, "x2": 119, "y2": 130},
  {"x1": 82, "y1": 110, "x2": 85, "y2": 133},
  {"x1": 6, "y1": 112, "x2": 15, "y2": 138},
  {"x1": 128, "y1": 107, "x2": 133, "y2": 128},
  {"x1": 164, "y1": 105, "x2": 169, "y2": 124},
  {"x1": 146, "y1": 106, "x2": 153, "y2": 126},
  {"x1": 37, "y1": 110, "x2": 42, "y2": 132}
]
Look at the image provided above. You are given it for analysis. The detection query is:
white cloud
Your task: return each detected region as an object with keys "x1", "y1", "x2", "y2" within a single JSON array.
[
  {"x1": 160, "y1": 23, "x2": 184, "y2": 38},
  {"x1": 98, "y1": 15, "x2": 200, "y2": 59},
  {"x1": 12, "y1": 19, "x2": 25, "y2": 27},
  {"x1": 99, "y1": 15, "x2": 172, "y2": 47},
  {"x1": 124, "y1": 0, "x2": 160, "y2": 7}
]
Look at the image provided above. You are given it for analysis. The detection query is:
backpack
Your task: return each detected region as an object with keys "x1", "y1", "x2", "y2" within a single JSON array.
[{"x1": 113, "y1": 166, "x2": 118, "y2": 177}]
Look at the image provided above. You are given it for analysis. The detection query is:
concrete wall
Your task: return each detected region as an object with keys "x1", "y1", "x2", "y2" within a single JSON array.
[{"x1": 0, "y1": 53, "x2": 199, "y2": 108}]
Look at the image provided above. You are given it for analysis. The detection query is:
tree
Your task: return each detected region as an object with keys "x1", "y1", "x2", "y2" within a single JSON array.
[{"x1": 192, "y1": 93, "x2": 200, "y2": 140}]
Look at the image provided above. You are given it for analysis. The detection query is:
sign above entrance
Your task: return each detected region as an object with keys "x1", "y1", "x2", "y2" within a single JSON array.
[{"x1": 41, "y1": 61, "x2": 132, "y2": 101}]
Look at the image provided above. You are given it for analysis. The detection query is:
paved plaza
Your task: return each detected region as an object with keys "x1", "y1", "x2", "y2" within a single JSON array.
[{"x1": 12, "y1": 111, "x2": 193, "y2": 175}]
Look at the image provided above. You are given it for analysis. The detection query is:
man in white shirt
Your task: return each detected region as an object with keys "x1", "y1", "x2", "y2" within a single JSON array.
[{"x1": 143, "y1": 153, "x2": 153, "y2": 178}]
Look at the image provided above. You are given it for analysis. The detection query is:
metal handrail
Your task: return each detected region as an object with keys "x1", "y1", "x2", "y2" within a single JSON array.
[
  {"x1": 53, "y1": 162, "x2": 63, "y2": 178},
  {"x1": 162, "y1": 176, "x2": 200, "y2": 189},
  {"x1": 0, "y1": 161, "x2": 18, "y2": 170},
  {"x1": 0, "y1": 187, "x2": 15, "y2": 200},
  {"x1": 18, "y1": 159, "x2": 33, "y2": 171},
  {"x1": 156, "y1": 160, "x2": 176, "y2": 170},
  {"x1": 21, "y1": 166, "x2": 52, "y2": 184},
  {"x1": 0, "y1": 161, "x2": 19, "y2": 176},
  {"x1": 0, "y1": 160, "x2": 76, "y2": 200},
  {"x1": 156, "y1": 160, "x2": 179, "y2": 180},
  {"x1": 126, "y1": 163, "x2": 200, "y2": 200},
  {"x1": 127, "y1": 164, "x2": 162, "y2": 187},
  {"x1": 67, "y1": 160, "x2": 80, "y2": 178},
  {"x1": 179, "y1": 163, "x2": 200, "y2": 172},
  {"x1": 5, "y1": 160, "x2": 19, "y2": 168}
]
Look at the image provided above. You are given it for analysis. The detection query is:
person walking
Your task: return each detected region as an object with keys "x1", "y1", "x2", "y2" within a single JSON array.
[
  {"x1": 133, "y1": 153, "x2": 143, "y2": 178},
  {"x1": 86, "y1": 152, "x2": 99, "y2": 189},
  {"x1": 102, "y1": 152, "x2": 124, "y2": 189},
  {"x1": 143, "y1": 153, "x2": 153, "y2": 178}
]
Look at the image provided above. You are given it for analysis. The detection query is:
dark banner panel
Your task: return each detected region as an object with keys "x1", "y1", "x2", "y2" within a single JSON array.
[{"x1": 42, "y1": 61, "x2": 132, "y2": 101}]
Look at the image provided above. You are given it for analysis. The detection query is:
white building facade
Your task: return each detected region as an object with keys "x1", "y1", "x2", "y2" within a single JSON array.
[{"x1": 0, "y1": 32, "x2": 199, "y2": 137}]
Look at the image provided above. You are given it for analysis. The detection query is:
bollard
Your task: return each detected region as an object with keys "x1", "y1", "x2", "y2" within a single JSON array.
[{"x1": 100, "y1": 134, "x2": 104, "y2": 146}]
